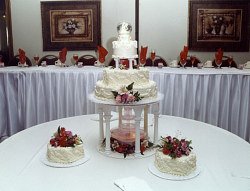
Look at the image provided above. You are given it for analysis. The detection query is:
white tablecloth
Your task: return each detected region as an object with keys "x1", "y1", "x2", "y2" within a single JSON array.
[
  {"x1": 0, "y1": 66, "x2": 250, "y2": 142},
  {"x1": 0, "y1": 115, "x2": 249, "y2": 191}
]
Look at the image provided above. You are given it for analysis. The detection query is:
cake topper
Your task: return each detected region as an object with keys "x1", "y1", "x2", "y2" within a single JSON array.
[{"x1": 117, "y1": 21, "x2": 132, "y2": 35}]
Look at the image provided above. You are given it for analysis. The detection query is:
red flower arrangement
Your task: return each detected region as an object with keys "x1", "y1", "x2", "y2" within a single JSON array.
[
  {"x1": 158, "y1": 136, "x2": 193, "y2": 159},
  {"x1": 49, "y1": 126, "x2": 82, "y2": 147},
  {"x1": 105, "y1": 137, "x2": 153, "y2": 158},
  {"x1": 111, "y1": 82, "x2": 143, "y2": 104}
]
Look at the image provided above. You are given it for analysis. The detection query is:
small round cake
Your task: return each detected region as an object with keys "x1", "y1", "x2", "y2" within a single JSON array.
[
  {"x1": 154, "y1": 136, "x2": 196, "y2": 176},
  {"x1": 155, "y1": 150, "x2": 196, "y2": 176},
  {"x1": 47, "y1": 127, "x2": 84, "y2": 164}
]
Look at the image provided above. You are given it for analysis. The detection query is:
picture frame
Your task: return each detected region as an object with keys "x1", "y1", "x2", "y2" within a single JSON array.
[
  {"x1": 188, "y1": 1, "x2": 249, "y2": 51},
  {"x1": 41, "y1": 1, "x2": 101, "y2": 51}
]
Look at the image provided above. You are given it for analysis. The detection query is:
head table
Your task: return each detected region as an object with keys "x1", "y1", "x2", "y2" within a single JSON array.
[
  {"x1": 0, "y1": 65, "x2": 250, "y2": 143},
  {"x1": 0, "y1": 114, "x2": 249, "y2": 191}
]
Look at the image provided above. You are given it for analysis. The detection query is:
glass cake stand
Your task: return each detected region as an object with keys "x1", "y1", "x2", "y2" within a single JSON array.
[{"x1": 89, "y1": 93, "x2": 163, "y2": 158}]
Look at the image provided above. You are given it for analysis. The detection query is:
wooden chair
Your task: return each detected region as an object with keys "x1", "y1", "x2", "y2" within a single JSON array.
[
  {"x1": 77, "y1": 55, "x2": 97, "y2": 66},
  {"x1": 179, "y1": 56, "x2": 201, "y2": 67},
  {"x1": 145, "y1": 56, "x2": 167, "y2": 67},
  {"x1": 8, "y1": 55, "x2": 32, "y2": 66},
  {"x1": 212, "y1": 56, "x2": 237, "y2": 68},
  {"x1": 109, "y1": 59, "x2": 116, "y2": 67},
  {"x1": 0, "y1": 51, "x2": 9, "y2": 64},
  {"x1": 38, "y1": 55, "x2": 58, "y2": 66}
]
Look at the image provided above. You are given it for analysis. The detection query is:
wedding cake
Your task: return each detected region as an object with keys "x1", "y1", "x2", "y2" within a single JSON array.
[
  {"x1": 94, "y1": 22, "x2": 157, "y2": 101},
  {"x1": 112, "y1": 22, "x2": 138, "y2": 59},
  {"x1": 47, "y1": 127, "x2": 84, "y2": 164},
  {"x1": 154, "y1": 136, "x2": 196, "y2": 176},
  {"x1": 93, "y1": 22, "x2": 158, "y2": 157}
]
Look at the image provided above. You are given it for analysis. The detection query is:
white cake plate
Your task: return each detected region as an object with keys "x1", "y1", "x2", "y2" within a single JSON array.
[
  {"x1": 40, "y1": 149, "x2": 90, "y2": 168},
  {"x1": 89, "y1": 93, "x2": 164, "y2": 106},
  {"x1": 148, "y1": 162, "x2": 202, "y2": 180},
  {"x1": 90, "y1": 111, "x2": 119, "y2": 122}
]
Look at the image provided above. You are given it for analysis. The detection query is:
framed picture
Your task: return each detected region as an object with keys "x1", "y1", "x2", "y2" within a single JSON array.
[
  {"x1": 188, "y1": 1, "x2": 249, "y2": 51},
  {"x1": 41, "y1": 1, "x2": 101, "y2": 51}
]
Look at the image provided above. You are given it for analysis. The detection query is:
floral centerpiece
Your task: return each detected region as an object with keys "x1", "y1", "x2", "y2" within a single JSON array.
[
  {"x1": 102, "y1": 137, "x2": 153, "y2": 158},
  {"x1": 49, "y1": 126, "x2": 82, "y2": 147},
  {"x1": 63, "y1": 18, "x2": 79, "y2": 35},
  {"x1": 111, "y1": 82, "x2": 143, "y2": 104},
  {"x1": 158, "y1": 136, "x2": 193, "y2": 159}
]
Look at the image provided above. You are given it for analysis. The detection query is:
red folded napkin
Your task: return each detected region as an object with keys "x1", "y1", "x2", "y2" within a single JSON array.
[
  {"x1": 180, "y1": 46, "x2": 188, "y2": 63},
  {"x1": 215, "y1": 48, "x2": 223, "y2": 63},
  {"x1": 97, "y1": 46, "x2": 108, "y2": 63},
  {"x1": 140, "y1": 46, "x2": 148, "y2": 64},
  {"x1": 18, "y1": 48, "x2": 26, "y2": 64},
  {"x1": 59, "y1": 47, "x2": 67, "y2": 63}
]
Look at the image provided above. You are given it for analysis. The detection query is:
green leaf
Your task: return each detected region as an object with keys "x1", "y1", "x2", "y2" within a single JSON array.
[
  {"x1": 148, "y1": 141, "x2": 154, "y2": 148},
  {"x1": 126, "y1": 82, "x2": 134, "y2": 91},
  {"x1": 111, "y1": 91, "x2": 118, "y2": 97},
  {"x1": 57, "y1": 126, "x2": 61, "y2": 135}
]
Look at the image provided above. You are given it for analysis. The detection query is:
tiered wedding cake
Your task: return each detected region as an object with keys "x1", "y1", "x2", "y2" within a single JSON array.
[
  {"x1": 93, "y1": 22, "x2": 159, "y2": 157},
  {"x1": 94, "y1": 22, "x2": 157, "y2": 101}
]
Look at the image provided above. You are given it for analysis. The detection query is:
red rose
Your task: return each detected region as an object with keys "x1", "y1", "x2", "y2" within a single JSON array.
[
  {"x1": 140, "y1": 146, "x2": 146, "y2": 153},
  {"x1": 163, "y1": 148, "x2": 170, "y2": 155}
]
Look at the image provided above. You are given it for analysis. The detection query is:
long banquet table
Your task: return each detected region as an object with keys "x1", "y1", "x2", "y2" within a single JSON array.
[
  {"x1": 0, "y1": 114, "x2": 249, "y2": 191},
  {"x1": 0, "y1": 65, "x2": 250, "y2": 142}
]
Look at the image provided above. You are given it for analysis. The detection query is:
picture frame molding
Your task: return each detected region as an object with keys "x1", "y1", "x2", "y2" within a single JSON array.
[
  {"x1": 41, "y1": 0, "x2": 101, "y2": 51},
  {"x1": 188, "y1": 0, "x2": 249, "y2": 52}
]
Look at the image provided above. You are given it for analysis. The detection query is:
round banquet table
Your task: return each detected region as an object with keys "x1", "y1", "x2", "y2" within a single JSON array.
[{"x1": 0, "y1": 114, "x2": 250, "y2": 191}]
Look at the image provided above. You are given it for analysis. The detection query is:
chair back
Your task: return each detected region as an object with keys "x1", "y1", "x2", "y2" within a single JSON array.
[
  {"x1": 0, "y1": 51, "x2": 9, "y2": 64},
  {"x1": 145, "y1": 56, "x2": 167, "y2": 67},
  {"x1": 180, "y1": 56, "x2": 201, "y2": 67},
  {"x1": 212, "y1": 56, "x2": 237, "y2": 68},
  {"x1": 38, "y1": 55, "x2": 58, "y2": 66},
  {"x1": 8, "y1": 55, "x2": 32, "y2": 66},
  {"x1": 78, "y1": 55, "x2": 97, "y2": 66},
  {"x1": 109, "y1": 59, "x2": 116, "y2": 67}
]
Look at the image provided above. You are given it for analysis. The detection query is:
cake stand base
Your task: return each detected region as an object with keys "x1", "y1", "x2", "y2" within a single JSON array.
[{"x1": 97, "y1": 144, "x2": 156, "y2": 159}]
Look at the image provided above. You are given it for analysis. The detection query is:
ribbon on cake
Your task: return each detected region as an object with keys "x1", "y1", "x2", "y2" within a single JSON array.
[
  {"x1": 140, "y1": 46, "x2": 148, "y2": 65},
  {"x1": 18, "y1": 48, "x2": 26, "y2": 64},
  {"x1": 59, "y1": 47, "x2": 67, "y2": 63},
  {"x1": 179, "y1": 46, "x2": 188, "y2": 64},
  {"x1": 97, "y1": 45, "x2": 108, "y2": 63},
  {"x1": 215, "y1": 48, "x2": 223, "y2": 64}
]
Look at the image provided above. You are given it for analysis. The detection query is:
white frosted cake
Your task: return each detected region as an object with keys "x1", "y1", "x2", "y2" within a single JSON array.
[
  {"x1": 95, "y1": 67, "x2": 157, "y2": 101},
  {"x1": 47, "y1": 127, "x2": 84, "y2": 164},
  {"x1": 47, "y1": 144, "x2": 84, "y2": 164},
  {"x1": 95, "y1": 22, "x2": 157, "y2": 101},
  {"x1": 155, "y1": 150, "x2": 196, "y2": 176},
  {"x1": 112, "y1": 22, "x2": 138, "y2": 59},
  {"x1": 154, "y1": 136, "x2": 196, "y2": 176}
]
